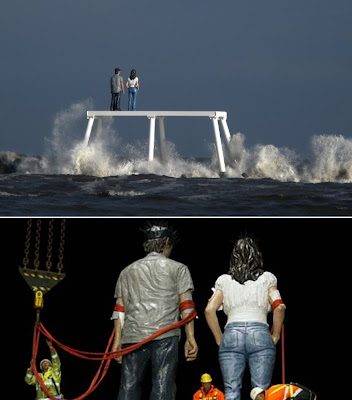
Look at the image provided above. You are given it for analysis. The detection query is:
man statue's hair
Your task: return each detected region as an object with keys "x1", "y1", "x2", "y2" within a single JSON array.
[{"x1": 140, "y1": 220, "x2": 178, "y2": 253}]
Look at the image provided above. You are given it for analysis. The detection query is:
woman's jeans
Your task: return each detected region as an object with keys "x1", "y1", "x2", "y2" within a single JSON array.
[
  {"x1": 118, "y1": 337, "x2": 178, "y2": 400},
  {"x1": 128, "y1": 87, "x2": 138, "y2": 110},
  {"x1": 219, "y1": 322, "x2": 276, "y2": 400}
]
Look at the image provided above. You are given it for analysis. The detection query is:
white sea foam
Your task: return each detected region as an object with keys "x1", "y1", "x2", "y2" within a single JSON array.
[
  {"x1": 10, "y1": 100, "x2": 352, "y2": 183},
  {"x1": 303, "y1": 134, "x2": 352, "y2": 183}
]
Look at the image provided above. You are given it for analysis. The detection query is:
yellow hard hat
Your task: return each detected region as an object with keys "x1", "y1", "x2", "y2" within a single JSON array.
[{"x1": 200, "y1": 373, "x2": 212, "y2": 383}]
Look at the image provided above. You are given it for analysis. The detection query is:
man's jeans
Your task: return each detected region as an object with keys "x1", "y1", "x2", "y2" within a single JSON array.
[
  {"x1": 128, "y1": 87, "x2": 138, "y2": 111},
  {"x1": 111, "y1": 92, "x2": 121, "y2": 111},
  {"x1": 219, "y1": 322, "x2": 276, "y2": 400},
  {"x1": 118, "y1": 336, "x2": 178, "y2": 400}
]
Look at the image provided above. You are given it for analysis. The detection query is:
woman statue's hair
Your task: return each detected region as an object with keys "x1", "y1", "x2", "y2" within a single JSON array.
[
  {"x1": 228, "y1": 236, "x2": 264, "y2": 284},
  {"x1": 130, "y1": 69, "x2": 137, "y2": 80}
]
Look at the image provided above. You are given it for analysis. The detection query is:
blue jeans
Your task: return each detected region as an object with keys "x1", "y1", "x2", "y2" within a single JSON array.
[
  {"x1": 118, "y1": 337, "x2": 178, "y2": 400},
  {"x1": 128, "y1": 87, "x2": 138, "y2": 110},
  {"x1": 218, "y1": 322, "x2": 276, "y2": 400}
]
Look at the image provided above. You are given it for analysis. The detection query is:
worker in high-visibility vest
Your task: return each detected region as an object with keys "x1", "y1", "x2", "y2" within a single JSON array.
[
  {"x1": 25, "y1": 339, "x2": 63, "y2": 400},
  {"x1": 250, "y1": 383, "x2": 317, "y2": 400},
  {"x1": 193, "y1": 373, "x2": 225, "y2": 400}
]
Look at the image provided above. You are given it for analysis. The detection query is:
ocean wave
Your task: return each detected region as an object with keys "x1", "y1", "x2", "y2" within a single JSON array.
[
  {"x1": 2, "y1": 132, "x2": 351, "y2": 184},
  {"x1": 1, "y1": 100, "x2": 351, "y2": 183}
]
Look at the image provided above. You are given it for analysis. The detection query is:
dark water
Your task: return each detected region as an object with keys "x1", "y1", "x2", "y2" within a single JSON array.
[
  {"x1": 1, "y1": 172, "x2": 351, "y2": 216},
  {"x1": 1, "y1": 118, "x2": 352, "y2": 216}
]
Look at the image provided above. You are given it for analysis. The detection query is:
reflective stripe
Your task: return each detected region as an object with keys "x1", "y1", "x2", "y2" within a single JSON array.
[
  {"x1": 267, "y1": 384, "x2": 303, "y2": 399},
  {"x1": 198, "y1": 390, "x2": 219, "y2": 400},
  {"x1": 270, "y1": 385, "x2": 286, "y2": 396},
  {"x1": 42, "y1": 380, "x2": 59, "y2": 386},
  {"x1": 38, "y1": 397, "x2": 62, "y2": 400}
]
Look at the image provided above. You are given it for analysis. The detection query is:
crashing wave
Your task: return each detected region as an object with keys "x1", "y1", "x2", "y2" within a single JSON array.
[{"x1": 1, "y1": 100, "x2": 351, "y2": 183}]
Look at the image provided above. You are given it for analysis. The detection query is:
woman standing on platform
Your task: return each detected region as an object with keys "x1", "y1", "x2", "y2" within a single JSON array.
[
  {"x1": 126, "y1": 69, "x2": 139, "y2": 111},
  {"x1": 205, "y1": 236, "x2": 286, "y2": 400}
]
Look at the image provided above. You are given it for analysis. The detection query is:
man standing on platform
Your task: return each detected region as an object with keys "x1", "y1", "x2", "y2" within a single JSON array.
[
  {"x1": 111, "y1": 220, "x2": 198, "y2": 400},
  {"x1": 110, "y1": 67, "x2": 124, "y2": 111}
]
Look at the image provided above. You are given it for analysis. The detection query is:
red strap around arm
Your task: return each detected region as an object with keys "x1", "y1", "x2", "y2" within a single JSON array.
[
  {"x1": 179, "y1": 300, "x2": 195, "y2": 312},
  {"x1": 272, "y1": 299, "x2": 284, "y2": 311},
  {"x1": 114, "y1": 304, "x2": 125, "y2": 312}
]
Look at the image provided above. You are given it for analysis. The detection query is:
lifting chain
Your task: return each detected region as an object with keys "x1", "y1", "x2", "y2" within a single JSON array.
[
  {"x1": 22, "y1": 219, "x2": 32, "y2": 269},
  {"x1": 46, "y1": 219, "x2": 54, "y2": 271},
  {"x1": 34, "y1": 219, "x2": 42, "y2": 270},
  {"x1": 57, "y1": 219, "x2": 66, "y2": 274},
  {"x1": 19, "y1": 219, "x2": 67, "y2": 317},
  {"x1": 22, "y1": 218, "x2": 66, "y2": 273}
]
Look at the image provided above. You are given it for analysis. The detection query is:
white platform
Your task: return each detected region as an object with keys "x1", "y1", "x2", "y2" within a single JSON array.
[
  {"x1": 87, "y1": 111, "x2": 227, "y2": 118},
  {"x1": 83, "y1": 110, "x2": 231, "y2": 174}
]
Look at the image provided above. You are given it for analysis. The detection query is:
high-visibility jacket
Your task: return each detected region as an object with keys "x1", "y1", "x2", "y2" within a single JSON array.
[
  {"x1": 25, "y1": 350, "x2": 62, "y2": 400},
  {"x1": 193, "y1": 385, "x2": 225, "y2": 400},
  {"x1": 265, "y1": 383, "x2": 316, "y2": 400}
]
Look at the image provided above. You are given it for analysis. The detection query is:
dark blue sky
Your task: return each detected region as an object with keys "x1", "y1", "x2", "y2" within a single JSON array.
[{"x1": 1, "y1": 0, "x2": 351, "y2": 158}]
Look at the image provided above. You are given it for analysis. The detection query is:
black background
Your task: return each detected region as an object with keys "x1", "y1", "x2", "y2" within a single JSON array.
[{"x1": 5, "y1": 217, "x2": 339, "y2": 399}]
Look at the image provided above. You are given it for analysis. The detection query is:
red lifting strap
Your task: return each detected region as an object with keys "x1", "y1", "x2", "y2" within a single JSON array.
[
  {"x1": 179, "y1": 300, "x2": 195, "y2": 312},
  {"x1": 32, "y1": 308, "x2": 197, "y2": 400},
  {"x1": 31, "y1": 322, "x2": 114, "y2": 400},
  {"x1": 270, "y1": 298, "x2": 285, "y2": 383},
  {"x1": 114, "y1": 304, "x2": 125, "y2": 312},
  {"x1": 269, "y1": 324, "x2": 285, "y2": 383},
  {"x1": 281, "y1": 324, "x2": 285, "y2": 384},
  {"x1": 115, "y1": 301, "x2": 195, "y2": 313},
  {"x1": 272, "y1": 299, "x2": 284, "y2": 310}
]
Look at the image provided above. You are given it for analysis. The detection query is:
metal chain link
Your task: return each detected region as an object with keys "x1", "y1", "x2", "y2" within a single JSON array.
[
  {"x1": 46, "y1": 219, "x2": 54, "y2": 271},
  {"x1": 33, "y1": 219, "x2": 41, "y2": 269},
  {"x1": 23, "y1": 219, "x2": 32, "y2": 269},
  {"x1": 22, "y1": 218, "x2": 65, "y2": 272},
  {"x1": 57, "y1": 219, "x2": 66, "y2": 273}
]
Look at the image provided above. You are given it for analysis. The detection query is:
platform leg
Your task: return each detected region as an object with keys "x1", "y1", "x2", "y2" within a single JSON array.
[
  {"x1": 158, "y1": 117, "x2": 167, "y2": 162},
  {"x1": 220, "y1": 118, "x2": 231, "y2": 143},
  {"x1": 83, "y1": 117, "x2": 95, "y2": 147},
  {"x1": 96, "y1": 118, "x2": 103, "y2": 140},
  {"x1": 148, "y1": 117, "x2": 156, "y2": 161},
  {"x1": 211, "y1": 117, "x2": 226, "y2": 175}
]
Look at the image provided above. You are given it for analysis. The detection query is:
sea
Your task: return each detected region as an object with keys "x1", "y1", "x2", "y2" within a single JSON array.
[{"x1": 1, "y1": 102, "x2": 351, "y2": 216}]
